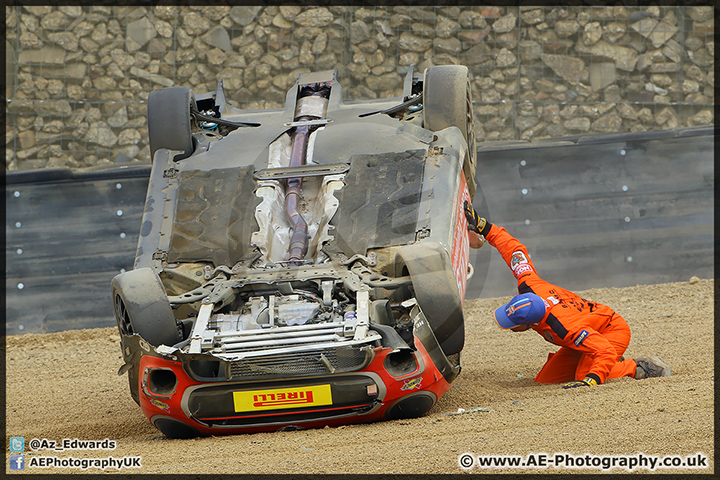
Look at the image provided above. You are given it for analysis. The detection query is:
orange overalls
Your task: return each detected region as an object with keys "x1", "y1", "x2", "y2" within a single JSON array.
[{"x1": 485, "y1": 224, "x2": 637, "y2": 384}]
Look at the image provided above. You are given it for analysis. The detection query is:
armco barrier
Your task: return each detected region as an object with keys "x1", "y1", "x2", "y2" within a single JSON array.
[{"x1": 5, "y1": 126, "x2": 714, "y2": 334}]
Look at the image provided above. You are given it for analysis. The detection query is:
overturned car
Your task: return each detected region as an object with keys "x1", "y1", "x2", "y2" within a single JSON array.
[{"x1": 113, "y1": 66, "x2": 480, "y2": 438}]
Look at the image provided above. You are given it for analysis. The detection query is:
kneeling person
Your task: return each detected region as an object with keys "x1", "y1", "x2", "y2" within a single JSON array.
[{"x1": 464, "y1": 201, "x2": 671, "y2": 388}]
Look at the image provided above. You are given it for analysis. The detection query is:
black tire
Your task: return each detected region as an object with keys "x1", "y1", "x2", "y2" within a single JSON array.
[
  {"x1": 127, "y1": 367, "x2": 140, "y2": 406},
  {"x1": 147, "y1": 86, "x2": 197, "y2": 162},
  {"x1": 111, "y1": 267, "x2": 182, "y2": 347},
  {"x1": 396, "y1": 243, "x2": 465, "y2": 356},
  {"x1": 153, "y1": 418, "x2": 202, "y2": 439},
  {"x1": 423, "y1": 65, "x2": 477, "y2": 198}
]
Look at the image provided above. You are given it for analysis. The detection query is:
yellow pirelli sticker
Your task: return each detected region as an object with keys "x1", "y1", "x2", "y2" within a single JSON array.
[{"x1": 233, "y1": 385, "x2": 333, "y2": 412}]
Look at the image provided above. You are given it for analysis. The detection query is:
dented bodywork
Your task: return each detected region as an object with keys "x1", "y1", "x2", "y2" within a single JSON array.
[{"x1": 113, "y1": 67, "x2": 480, "y2": 438}]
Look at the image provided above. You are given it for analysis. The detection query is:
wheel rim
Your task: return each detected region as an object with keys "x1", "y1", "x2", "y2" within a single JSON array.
[
  {"x1": 465, "y1": 79, "x2": 476, "y2": 167},
  {"x1": 114, "y1": 294, "x2": 134, "y2": 336}
]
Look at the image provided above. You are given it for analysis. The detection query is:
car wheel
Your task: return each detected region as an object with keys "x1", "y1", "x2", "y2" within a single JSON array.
[
  {"x1": 147, "y1": 86, "x2": 197, "y2": 162},
  {"x1": 112, "y1": 267, "x2": 182, "y2": 347},
  {"x1": 423, "y1": 65, "x2": 477, "y2": 198},
  {"x1": 127, "y1": 367, "x2": 140, "y2": 406},
  {"x1": 396, "y1": 243, "x2": 465, "y2": 356}
]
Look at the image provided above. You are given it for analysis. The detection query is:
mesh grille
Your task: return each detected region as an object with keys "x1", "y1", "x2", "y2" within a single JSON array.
[{"x1": 229, "y1": 346, "x2": 370, "y2": 380}]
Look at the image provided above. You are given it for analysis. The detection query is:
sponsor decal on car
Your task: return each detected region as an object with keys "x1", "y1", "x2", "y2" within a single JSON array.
[
  {"x1": 233, "y1": 385, "x2": 332, "y2": 412},
  {"x1": 451, "y1": 175, "x2": 471, "y2": 302},
  {"x1": 401, "y1": 377, "x2": 423, "y2": 391},
  {"x1": 149, "y1": 398, "x2": 170, "y2": 411}
]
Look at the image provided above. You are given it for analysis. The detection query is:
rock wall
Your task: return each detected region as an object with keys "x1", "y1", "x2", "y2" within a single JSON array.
[{"x1": 5, "y1": 5, "x2": 715, "y2": 170}]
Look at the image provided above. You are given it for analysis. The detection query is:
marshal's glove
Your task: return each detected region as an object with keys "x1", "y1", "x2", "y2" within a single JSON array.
[
  {"x1": 464, "y1": 200, "x2": 491, "y2": 236},
  {"x1": 562, "y1": 376, "x2": 599, "y2": 389}
]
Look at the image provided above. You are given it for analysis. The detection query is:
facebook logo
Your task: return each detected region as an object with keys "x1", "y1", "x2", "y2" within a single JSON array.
[
  {"x1": 9, "y1": 437, "x2": 25, "y2": 452},
  {"x1": 9, "y1": 455, "x2": 25, "y2": 470}
]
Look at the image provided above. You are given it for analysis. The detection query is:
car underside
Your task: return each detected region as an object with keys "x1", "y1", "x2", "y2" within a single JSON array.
[{"x1": 112, "y1": 65, "x2": 481, "y2": 438}]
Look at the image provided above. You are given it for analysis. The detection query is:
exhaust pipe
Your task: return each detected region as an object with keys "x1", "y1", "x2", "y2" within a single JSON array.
[
  {"x1": 285, "y1": 83, "x2": 330, "y2": 266},
  {"x1": 286, "y1": 124, "x2": 311, "y2": 265}
]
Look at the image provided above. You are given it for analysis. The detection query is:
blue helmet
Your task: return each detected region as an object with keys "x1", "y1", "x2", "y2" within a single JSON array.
[{"x1": 494, "y1": 293, "x2": 548, "y2": 329}]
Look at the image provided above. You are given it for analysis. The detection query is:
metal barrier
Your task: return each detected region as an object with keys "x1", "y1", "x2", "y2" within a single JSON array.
[{"x1": 5, "y1": 126, "x2": 714, "y2": 334}]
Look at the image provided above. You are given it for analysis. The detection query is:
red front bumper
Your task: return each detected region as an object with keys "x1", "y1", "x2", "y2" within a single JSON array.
[{"x1": 136, "y1": 335, "x2": 455, "y2": 437}]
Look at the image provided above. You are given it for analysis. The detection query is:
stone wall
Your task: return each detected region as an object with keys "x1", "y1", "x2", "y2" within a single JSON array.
[{"x1": 5, "y1": 5, "x2": 715, "y2": 170}]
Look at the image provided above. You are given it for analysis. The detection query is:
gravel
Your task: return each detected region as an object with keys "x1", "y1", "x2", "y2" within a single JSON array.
[{"x1": 5, "y1": 278, "x2": 713, "y2": 474}]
